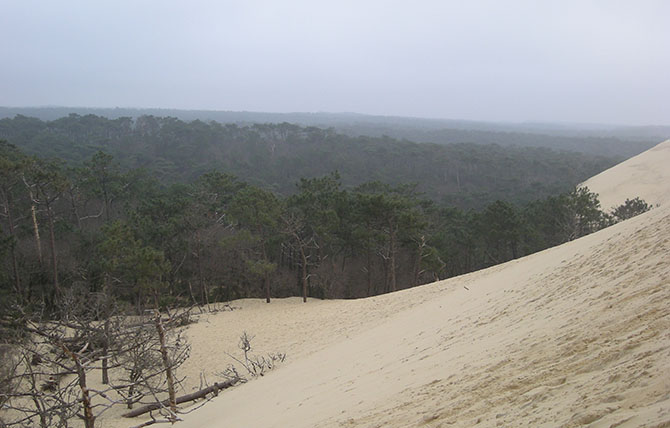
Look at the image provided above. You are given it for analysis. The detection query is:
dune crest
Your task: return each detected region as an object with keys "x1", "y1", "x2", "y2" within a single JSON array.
[{"x1": 581, "y1": 139, "x2": 670, "y2": 211}]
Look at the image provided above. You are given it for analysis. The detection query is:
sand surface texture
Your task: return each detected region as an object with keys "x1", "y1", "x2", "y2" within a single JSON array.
[
  {"x1": 581, "y1": 139, "x2": 670, "y2": 211},
  {"x1": 104, "y1": 141, "x2": 670, "y2": 428}
]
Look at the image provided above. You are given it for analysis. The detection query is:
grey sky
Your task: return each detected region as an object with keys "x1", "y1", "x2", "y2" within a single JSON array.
[{"x1": 1, "y1": 0, "x2": 668, "y2": 125}]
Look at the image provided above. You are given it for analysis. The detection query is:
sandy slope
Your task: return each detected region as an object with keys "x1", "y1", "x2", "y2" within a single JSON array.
[
  {"x1": 164, "y1": 206, "x2": 669, "y2": 428},
  {"x1": 104, "y1": 142, "x2": 670, "y2": 428},
  {"x1": 581, "y1": 139, "x2": 670, "y2": 211}
]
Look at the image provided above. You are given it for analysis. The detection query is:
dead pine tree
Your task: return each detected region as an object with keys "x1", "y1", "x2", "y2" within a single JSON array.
[
  {"x1": 119, "y1": 308, "x2": 200, "y2": 422},
  {"x1": 1, "y1": 318, "x2": 111, "y2": 428},
  {"x1": 118, "y1": 321, "x2": 161, "y2": 410},
  {"x1": 60, "y1": 343, "x2": 95, "y2": 428},
  {"x1": 282, "y1": 211, "x2": 319, "y2": 303},
  {"x1": 153, "y1": 310, "x2": 177, "y2": 423}
]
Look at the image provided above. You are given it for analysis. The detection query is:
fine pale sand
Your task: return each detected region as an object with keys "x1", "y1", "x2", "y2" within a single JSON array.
[
  {"x1": 581, "y1": 139, "x2": 670, "y2": 211},
  {"x1": 104, "y1": 141, "x2": 670, "y2": 428}
]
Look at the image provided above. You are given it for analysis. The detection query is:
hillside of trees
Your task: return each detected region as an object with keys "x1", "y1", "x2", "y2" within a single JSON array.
[
  {"x1": 0, "y1": 139, "x2": 649, "y2": 313},
  {"x1": 0, "y1": 114, "x2": 618, "y2": 210},
  {"x1": 0, "y1": 113, "x2": 652, "y2": 311}
]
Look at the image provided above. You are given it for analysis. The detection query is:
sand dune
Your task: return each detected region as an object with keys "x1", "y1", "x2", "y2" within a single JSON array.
[
  {"x1": 105, "y1": 141, "x2": 670, "y2": 428},
  {"x1": 581, "y1": 139, "x2": 670, "y2": 211},
  {"x1": 169, "y1": 206, "x2": 669, "y2": 428}
]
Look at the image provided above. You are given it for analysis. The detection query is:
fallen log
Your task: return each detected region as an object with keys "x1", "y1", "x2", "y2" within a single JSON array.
[{"x1": 122, "y1": 378, "x2": 239, "y2": 418}]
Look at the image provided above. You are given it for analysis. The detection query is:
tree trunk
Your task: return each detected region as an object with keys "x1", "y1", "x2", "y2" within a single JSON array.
[
  {"x1": 413, "y1": 242, "x2": 422, "y2": 286},
  {"x1": 389, "y1": 220, "x2": 397, "y2": 293},
  {"x1": 380, "y1": 256, "x2": 388, "y2": 294},
  {"x1": 62, "y1": 344, "x2": 95, "y2": 428},
  {"x1": 3, "y1": 193, "x2": 22, "y2": 299},
  {"x1": 366, "y1": 248, "x2": 372, "y2": 297},
  {"x1": 28, "y1": 187, "x2": 43, "y2": 266},
  {"x1": 121, "y1": 379, "x2": 239, "y2": 418},
  {"x1": 103, "y1": 186, "x2": 111, "y2": 222},
  {"x1": 154, "y1": 312, "x2": 177, "y2": 422},
  {"x1": 127, "y1": 382, "x2": 137, "y2": 409},
  {"x1": 45, "y1": 202, "x2": 60, "y2": 296},
  {"x1": 300, "y1": 245, "x2": 308, "y2": 303},
  {"x1": 68, "y1": 187, "x2": 82, "y2": 229},
  {"x1": 102, "y1": 318, "x2": 110, "y2": 385},
  {"x1": 264, "y1": 274, "x2": 271, "y2": 303},
  {"x1": 24, "y1": 356, "x2": 48, "y2": 428},
  {"x1": 188, "y1": 281, "x2": 199, "y2": 307},
  {"x1": 262, "y1": 242, "x2": 271, "y2": 303},
  {"x1": 195, "y1": 239, "x2": 210, "y2": 306},
  {"x1": 136, "y1": 288, "x2": 143, "y2": 315}
]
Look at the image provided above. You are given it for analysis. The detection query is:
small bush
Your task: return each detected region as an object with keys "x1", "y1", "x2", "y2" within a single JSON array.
[
  {"x1": 218, "y1": 332, "x2": 286, "y2": 382},
  {"x1": 612, "y1": 197, "x2": 651, "y2": 222}
]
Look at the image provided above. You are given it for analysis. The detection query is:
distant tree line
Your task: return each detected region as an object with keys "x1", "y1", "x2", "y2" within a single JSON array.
[
  {"x1": 1, "y1": 107, "x2": 663, "y2": 158},
  {"x1": 0, "y1": 141, "x2": 649, "y2": 313},
  {"x1": 0, "y1": 114, "x2": 618, "y2": 210}
]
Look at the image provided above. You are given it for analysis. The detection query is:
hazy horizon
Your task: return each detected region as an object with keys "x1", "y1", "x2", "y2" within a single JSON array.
[
  {"x1": 4, "y1": 105, "x2": 669, "y2": 130},
  {"x1": 1, "y1": 1, "x2": 669, "y2": 126}
]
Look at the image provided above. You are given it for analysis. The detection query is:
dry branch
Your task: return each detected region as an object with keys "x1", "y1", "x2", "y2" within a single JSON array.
[{"x1": 121, "y1": 379, "x2": 239, "y2": 418}]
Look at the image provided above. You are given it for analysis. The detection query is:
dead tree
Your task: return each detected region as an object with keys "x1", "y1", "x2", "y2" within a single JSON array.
[
  {"x1": 282, "y1": 212, "x2": 319, "y2": 303},
  {"x1": 0, "y1": 294, "x2": 192, "y2": 428},
  {"x1": 0, "y1": 320, "x2": 104, "y2": 428},
  {"x1": 60, "y1": 343, "x2": 95, "y2": 428},
  {"x1": 154, "y1": 311, "x2": 177, "y2": 422},
  {"x1": 121, "y1": 379, "x2": 238, "y2": 418},
  {"x1": 111, "y1": 307, "x2": 191, "y2": 423}
]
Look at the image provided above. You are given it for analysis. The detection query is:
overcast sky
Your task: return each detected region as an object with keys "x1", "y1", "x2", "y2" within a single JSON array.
[{"x1": 1, "y1": 0, "x2": 668, "y2": 125}]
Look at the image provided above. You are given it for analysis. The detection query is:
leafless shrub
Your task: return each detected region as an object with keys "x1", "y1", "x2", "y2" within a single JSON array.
[
  {"x1": 111, "y1": 310, "x2": 190, "y2": 418},
  {"x1": 218, "y1": 332, "x2": 286, "y2": 383},
  {"x1": 0, "y1": 344, "x2": 20, "y2": 425},
  {"x1": 1, "y1": 329, "x2": 94, "y2": 428},
  {"x1": 0, "y1": 296, "x2": 192, "y2": 428}
]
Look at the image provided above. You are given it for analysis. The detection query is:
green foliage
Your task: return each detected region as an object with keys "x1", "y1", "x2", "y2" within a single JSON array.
[
  {"x1": 561, "y1": 187, "x2": 611, "y2": 240},
  {"x1": 612, "y1": 197, "x2": 651, "y2": 221},
  {"x1": 290, "y1": 172, "x2": 343, "y2": 242},
  {"x1": 78, "y1": 150, "x2": 128, "y2": 220},
  {"x1": 0, "y1": 141, "x2": 25, "y2": 262},
  {"x1": 427, "y1": 187, "x2": 614, "y2": 278},
  {"x1": 228, "y1": 186, "x2": 283, "y2": 301},
  {"x1": 245, "y1": 259, "x2": 277, "y2": 278},
  {"x1": 476, "y1": 200, "x2": 524, "y2": 263},
  {"x1": 0, "y1": 114, "x2": 618, "y2": 209},
  {"x1": 428, "y1": 207, "x2": 473, "y2": 276},
  {"x1": 0, "y1": 141, "x2": 26, "y2": 182},
  {"x1": 193, "y1": 171, "x2": 243, "y2": 220},
  {"x1": 229, "y1": 186, "x2": 282, "y2": 233},
  {"x1": 221, "y1": 228, "x2": 258, "y2": 249},
  {"x1": 3, "y1": 107, "x2": 659, "y2": 158},
  {"x1": 99, "y1": 221, "x2": 169, "y2": 300},
  {"x1": 24, "y1": 156, "x2": 69, "y2": 202},
  {"x1": 0, "y1": 126, "x2": 648, "y2": 309}
]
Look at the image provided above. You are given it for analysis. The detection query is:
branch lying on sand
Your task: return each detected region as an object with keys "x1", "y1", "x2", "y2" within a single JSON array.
[{"x1": 121, "y1": 378, "x2": 240, "y2": 418}]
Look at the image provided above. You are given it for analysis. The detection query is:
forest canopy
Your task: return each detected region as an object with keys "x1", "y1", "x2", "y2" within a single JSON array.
[
  {"x1": 0, "y1": 117, "x2": 649, "y2": 310},
  {"x1": 0, "y1": 114, "x2": 618, "y2": 210}
]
